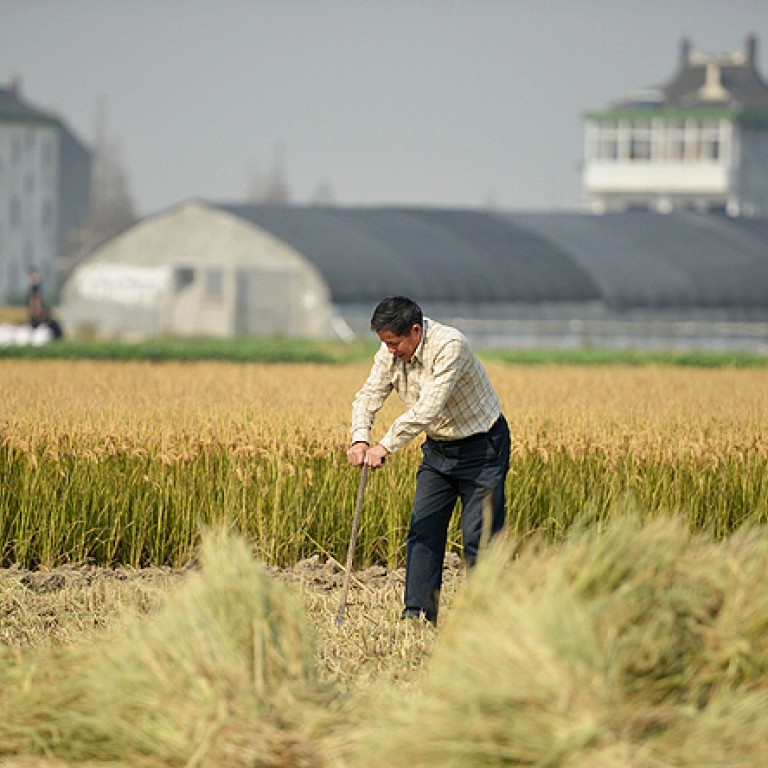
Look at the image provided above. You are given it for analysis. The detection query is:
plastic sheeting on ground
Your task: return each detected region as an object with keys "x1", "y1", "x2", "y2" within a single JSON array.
[{"x1": 0, "y1": 323, "x2": 55, "y2": 347}]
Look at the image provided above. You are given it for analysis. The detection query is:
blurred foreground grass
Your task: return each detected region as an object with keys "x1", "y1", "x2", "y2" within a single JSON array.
[{"x1": 1, "y1": 517, "x2": 767, "y2": 767}]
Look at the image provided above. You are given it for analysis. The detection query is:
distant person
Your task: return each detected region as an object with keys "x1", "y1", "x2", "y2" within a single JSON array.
[
  {"x1": 347, "y1": 296, "x2": 510, "y2": 625},
  {"x1": 26, "y1": 267, "x2": 44, "y2": 328},
  {"x1": 26, "y1": 267, "x2": 63, "y2": 340}
]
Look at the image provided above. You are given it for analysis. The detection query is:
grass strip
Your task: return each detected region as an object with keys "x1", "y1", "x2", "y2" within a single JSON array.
[{"x1": 1, "y1": 336, "x2": 767, "y2": 367}]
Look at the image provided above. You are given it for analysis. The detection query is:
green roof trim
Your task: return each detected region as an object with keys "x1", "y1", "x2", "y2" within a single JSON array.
[
  {"x1": 584, "y1": 108, "x2": 768, "y2": 126},
  {"x1": 0, "y1": 112, "x2": 61, "y2": 126}
]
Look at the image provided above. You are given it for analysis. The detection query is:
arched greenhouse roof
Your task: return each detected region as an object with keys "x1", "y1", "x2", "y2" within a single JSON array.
[
  {"x1": 217, "y1": 204, "x2": 600, "y2": 304},
  {"x1": 216, "y1": 203, "x2": 768, "y2": 309},
  {"x1": 501, "y1": 210, "x2": 768, "y2": 308}
]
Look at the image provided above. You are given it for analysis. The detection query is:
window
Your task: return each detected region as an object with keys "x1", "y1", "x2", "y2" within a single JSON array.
[
  {"x1": 42, "y1": 138, "x2": 54, "y2": 167},
  {"x1": 616, "y1": 119, "x2": 631, "y2": 160},
  {"x1": 41, "y1": 200, "x2": 53, "y2": 229},
  {"x1": 702, "y1": 138, "x2": 720, "y2": 160},
  {"x1": 10, "y1": 197, "x2": 21, "y2": 226},
  {"x1": 650, "y1": 118, "x2": 666, "y2": 160},
  {"x1": 683, "y1": 119, "x2": 701, "y2": 160},
  {"x1": 629, "y1": 139, "x2": 651, "y2": 160},
  {"x1": 666, "y1": 120, "x2": 685, "y2": 161},
  {"x1": 629, "y1": 120, "x2": 652, "y2": 160},
  {"x1": 174, "y1": 267, "x2": 195, "y2": 292},
  {"x1": 205, "y1": 268, "x2": 223, "y2": 300},
  {"x1": 700, "y1": 120, "x2": 721, "y2": 161},
  {"x1": 596, "y1": 121, "x2": 620, "y2": 160},
  {"x1": 592, "y1": 115, "x2": 727, "y2": 164},
  {"x1": 40, "y1": 138, "x2": 55, "y2": 180},
  {"x1": 599, "y1": 137, "x2": 619, "y2": 160},
  {"x1": 8, "y1": 258, "x2": 20, "y2": 293}
]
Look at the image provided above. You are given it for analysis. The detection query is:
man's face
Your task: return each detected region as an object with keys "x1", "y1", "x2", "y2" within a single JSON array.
[{"x1": 378, "y1": 324, "x2": 423, "y2": 362}]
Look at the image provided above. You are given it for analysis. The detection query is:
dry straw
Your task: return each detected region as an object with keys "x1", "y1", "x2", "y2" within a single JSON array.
[
  {"x1": 1, "y1": 515, "x2": 767, "y2": 767},
  {"x1": 348, "y1": 513, "x2": 768, "y2": 767},
  {"x1": 0, "y1": 529, "x2": 331, "y2": 767}
]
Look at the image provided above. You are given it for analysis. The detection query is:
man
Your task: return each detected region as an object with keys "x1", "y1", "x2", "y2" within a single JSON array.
[
  {"x1": 347, "y1": 296, "x2": 510, "y2": 624},
  {"x1": 26, "y1": 267, "x2": 44, "y2": 328}
]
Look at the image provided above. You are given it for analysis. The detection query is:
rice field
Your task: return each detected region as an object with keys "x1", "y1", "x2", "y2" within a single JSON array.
[
  {"x1": 2, "y1": 359, "x2": 768, "y2": 568},
  {"x1": 2, "y1": 358, "x2": 768, "y2": 765}
]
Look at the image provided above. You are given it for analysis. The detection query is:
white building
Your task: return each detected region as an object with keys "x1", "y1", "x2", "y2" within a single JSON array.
[
  {"x1": 583, "y1": 35, "x2": 768, "y2": 216},
  {"x1": 0, "y1": 80, "x2": 91, "y2": 302},
  {"x1": 60, "y1": 201, "x2": 334, "y2": 340}
]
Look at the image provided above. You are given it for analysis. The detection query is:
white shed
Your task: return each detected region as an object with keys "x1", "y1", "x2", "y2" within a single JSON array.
[{"x1": 60, "y1": 200, "x2": 333, "y2": 340}]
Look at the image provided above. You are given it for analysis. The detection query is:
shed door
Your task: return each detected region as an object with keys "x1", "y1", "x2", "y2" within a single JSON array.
[{"x1": 235, "y1": 268, "x2": 293, "y2": 335}]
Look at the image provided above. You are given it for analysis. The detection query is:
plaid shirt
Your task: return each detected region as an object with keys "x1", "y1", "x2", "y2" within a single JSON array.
[{"x1": 351, "y1": 318, "x2": 501, "y2": 453}]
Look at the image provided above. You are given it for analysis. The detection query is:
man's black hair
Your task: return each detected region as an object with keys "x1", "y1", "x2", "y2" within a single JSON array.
[{"x1": 370, "y1": 296, "x2": 423, "y2": 336}]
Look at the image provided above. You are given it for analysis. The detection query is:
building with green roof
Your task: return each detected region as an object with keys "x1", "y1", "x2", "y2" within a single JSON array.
[{"x1": 582, "y1": 35, "x2": 768, "y2": 216}]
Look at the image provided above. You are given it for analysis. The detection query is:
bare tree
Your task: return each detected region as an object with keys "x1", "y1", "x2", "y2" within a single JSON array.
[
  {"x1": 83, "y1": 98, "x2": 137, "y2": 245},
  {"x1": 247, "y1": 144, "x2": 291, "y2": 204},
  {"x1": 311, "y1": 179, "x2": 336, "y2": 206}
]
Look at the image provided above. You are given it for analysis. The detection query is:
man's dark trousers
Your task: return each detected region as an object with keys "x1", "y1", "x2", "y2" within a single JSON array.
[{"x1": 404, "y1": 415, "x2": 511, "y2": 623}]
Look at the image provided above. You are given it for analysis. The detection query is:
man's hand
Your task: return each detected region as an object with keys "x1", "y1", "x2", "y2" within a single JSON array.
[
  {"x1": 347, "y1": 441, "x2": 369, "y2": 467},
  {"x1": 347, "y1": 441, "x2": 389, "y2": 470},
  {"x1": 365, "y1": 443, "x2": 390, "y2": 470}
]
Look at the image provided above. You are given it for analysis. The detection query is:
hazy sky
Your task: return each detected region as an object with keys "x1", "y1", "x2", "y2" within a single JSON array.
[{"x1": 3, "y1": 0, "x2": 768, "y2": 216}]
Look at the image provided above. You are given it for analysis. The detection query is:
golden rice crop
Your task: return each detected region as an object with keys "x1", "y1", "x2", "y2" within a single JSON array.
[
  {"x1": 2, "y1": 360, "x2": 767, "y2": 460},
  {"x1": 1, "y1": 360, "x2": 768, "y2": 568}
]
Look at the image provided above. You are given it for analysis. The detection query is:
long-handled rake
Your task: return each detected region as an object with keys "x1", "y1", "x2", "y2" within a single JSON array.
[{"x1": 335, "y1": 463, "x2": 370, "y2": 627}]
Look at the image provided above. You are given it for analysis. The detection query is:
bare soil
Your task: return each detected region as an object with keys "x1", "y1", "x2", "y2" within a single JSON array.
[{"x1": 1, "y1": 552, "x2": 463, "y2": 595}]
